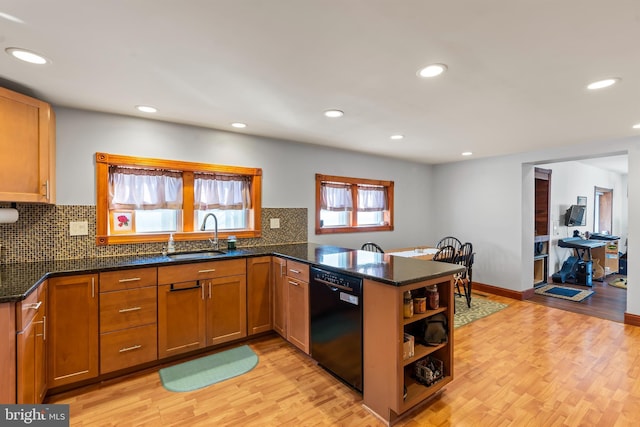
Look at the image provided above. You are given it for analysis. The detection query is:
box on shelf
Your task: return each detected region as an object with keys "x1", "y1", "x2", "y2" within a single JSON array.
[
  {"x1": 413, "y1": 356, "x2": 444, "y2": 386},
  {"x1": 403, "y1": 333, "x2": 415, "y2": 360}
]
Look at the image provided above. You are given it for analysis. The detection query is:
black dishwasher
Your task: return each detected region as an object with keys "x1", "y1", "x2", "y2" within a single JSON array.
[{"x1": 309, "y1": 266, "x2": 363, "y2": 392}]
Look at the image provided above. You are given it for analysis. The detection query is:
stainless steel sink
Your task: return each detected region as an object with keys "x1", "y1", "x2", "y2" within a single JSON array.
[{"x1": 166, "y1": 249, "x2": 226, "y2": 260}]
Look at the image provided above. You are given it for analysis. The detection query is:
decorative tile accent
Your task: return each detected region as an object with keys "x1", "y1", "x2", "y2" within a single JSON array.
[{"x1": 0, "y1": 203, "x2": 307, "y2": 263}]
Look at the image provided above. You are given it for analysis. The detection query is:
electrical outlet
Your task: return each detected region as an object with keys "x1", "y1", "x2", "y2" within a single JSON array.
[
  {"x1": 70, "y1": 221, "x2": 89, "y2": 236},
  {"x1": 270, "y1": 218, "x2": 280, "y2": 229}
]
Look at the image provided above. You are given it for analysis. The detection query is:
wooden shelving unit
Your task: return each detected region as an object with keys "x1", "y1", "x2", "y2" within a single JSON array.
[{"x1": 363, "y1": 276, "x2": 454, "y2": 425}]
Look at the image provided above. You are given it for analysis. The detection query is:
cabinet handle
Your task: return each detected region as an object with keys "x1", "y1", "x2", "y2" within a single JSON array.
[
  {"x1": 119, "y1": 344, "x2": 142, "y2": 353},
  {"x1": 43, "y1": 315, "x2": 46, "y2": 341},
  {"x1": 209, "y1": 282, "x2": 212, "y2": 299},
  {"x1": 288, "y1": 281, "x2": 299, "y2": 286},
  {"x1": 289, "y1": 269, "x2": 301, "y2": 274},
  {"x1": 169, "y1": 284, "x2": 201, "y2": 292},
  {"x1": 42, "y1": 180, "x2": 49, "y2": 200},
  {"x1": 198, "y1": 268, "x2": 216, "y2": 273},
  {"x1": 280, "y1": 263, "x2": 284, "y2": 277},
  {"x1": 314, "y1": 277, "x2": 351, "y2": 292},
  {"x1": 26, "y1": 301, "x2": 43, "y2": 310},
  {"x1": 118, "y1": 277, "x2": 141, "y2": 283},
  {"x1": 92, "y1": 277, "x2": 95, "y2": 298},
  {"x1": 118, "y1": 306, "x2": 141, "y2": 313},
  {"x1": 202, "y1": 284, "x2": 205, "y2": 300}
]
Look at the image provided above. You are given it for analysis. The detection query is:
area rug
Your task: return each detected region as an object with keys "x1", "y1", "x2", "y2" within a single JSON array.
[
  {"x1": 608, "y1": 278, "x2": 628, "y2": 289},
  {"x1": 534, "y1": 284, "x2": 594, "y2": 302},
  {"x1": 454, "y1": 296, "x2": 508, "y2": 328},
  {"x1": 159, "y1": 345, "x2": 258, "y2": 392}
]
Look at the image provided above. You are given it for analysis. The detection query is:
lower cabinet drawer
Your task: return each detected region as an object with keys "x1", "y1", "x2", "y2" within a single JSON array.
[
  {"x1": 100, "y1": 324, "x2": 158, "y2": 374},
  {"x1": 100, "y1": 286, "x2": 157, "y2": 333}
]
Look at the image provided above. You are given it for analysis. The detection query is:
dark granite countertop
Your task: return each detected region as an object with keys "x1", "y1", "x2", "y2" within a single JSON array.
[{"x1": 0, "y1": 243, "x2": 464, "y2": 303}]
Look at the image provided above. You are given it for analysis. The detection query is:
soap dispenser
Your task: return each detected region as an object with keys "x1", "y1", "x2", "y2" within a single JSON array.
[{"x1": 167, "y1": 233, "x2": 176, "y2": 253}]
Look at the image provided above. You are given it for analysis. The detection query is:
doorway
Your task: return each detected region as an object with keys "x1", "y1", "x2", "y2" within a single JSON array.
[
  {"x1": 527, "y1": 158, "x2": 627, "y2": 323},
  {"x1": 594, "y1": 187, "x2": 613, "y2": 234}
]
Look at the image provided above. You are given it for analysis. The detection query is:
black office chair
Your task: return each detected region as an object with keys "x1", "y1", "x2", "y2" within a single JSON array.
[
  {"x1": 361, "y1": 242, "x2": 384, "y2": 253},
  {"x1": 454, "y1": 242, "x2": 474, "y2": 308},
  {"x1": 436, "y1": 236, "x2": 462, "y2": 251},
  {"x1": 432, "y1": 245, "x2": 457, "y2": 263}
]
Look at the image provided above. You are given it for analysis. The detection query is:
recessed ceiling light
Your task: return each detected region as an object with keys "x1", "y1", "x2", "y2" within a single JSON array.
[
  {"x1": 633, "y1": 123, "x2": 640, "y2": 129},
  {"x1": 231, "y1": 122, "x2": 247, "y2": 128},
  {"x1": 587, "y1": 78, "x2": 620, "y2": 90},
  {"x1": 136, "y1": 105, "x2": 157, "y2": 113},
  {"x1": 462, "y1": 151, "x2": 473, "y2": 156},
  {"x1": 5, "y1": 47, "x2": 49, "y2": 65},
  {"x1": 417, "y1": 64, "x2": 447, "y2": 78},
  {"x1": 390, "y1": 134, "x2": 404, "y2": 140},
  {"x1": 324, "y1": 109, "x2": 344, "y2": 118}
]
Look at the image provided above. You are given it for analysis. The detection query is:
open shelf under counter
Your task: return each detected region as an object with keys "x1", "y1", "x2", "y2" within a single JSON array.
[
  {"x1": 402, "y1": 341, "x2": 447, "y2": 366},
  {"x1": 402, "y1": 374, "x2": 452, "y2": 412},
  {"x1": 363, "y1": 270, "x2": 456, "y2": 426},
  {"x1": 402, "y1": 306, "x2": 447, "y2": 326}
]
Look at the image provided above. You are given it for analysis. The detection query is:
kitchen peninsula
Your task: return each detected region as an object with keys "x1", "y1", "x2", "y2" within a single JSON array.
[{"x1": 1, "y1": 243, "x2": 463, "y2": 425}]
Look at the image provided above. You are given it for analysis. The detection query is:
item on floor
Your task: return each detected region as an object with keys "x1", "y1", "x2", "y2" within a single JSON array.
[
  {"x1": 159, "y1": 345, "x2": 258, "y2": 392},
  {"x1": 608, "y1": 278, "x2": 627, "y2": 290},
  {"x1": 534, "y1": 284, "x2": 594, "y2": 302},
  {"x1": 619, "y1": 254, "x2": 627, "y2": 275},
  {"x1": 453, "y1": 296, "x2": 508, "y2": 328},
  {"x1": 552, "y1": 255, "x2": 579, "y2": 283}
]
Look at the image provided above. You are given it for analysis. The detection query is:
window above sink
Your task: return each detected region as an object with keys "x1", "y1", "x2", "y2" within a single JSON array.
[{"x1": 95, "y1": 152, "x2": 263, "y2": 246}]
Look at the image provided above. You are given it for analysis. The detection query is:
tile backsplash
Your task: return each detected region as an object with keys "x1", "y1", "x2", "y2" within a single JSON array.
[{"x1": 0, "y1": 203, "x2": 307, "y2": 263}]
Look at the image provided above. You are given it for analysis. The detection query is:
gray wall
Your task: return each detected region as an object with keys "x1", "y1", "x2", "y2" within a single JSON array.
[
  {"x1": 55, "y1": 107, "x2": 434, "y2": 251},
  {"x1": 432, "y1": 139, "x2": 640, "y2": 316},
  {"x1": 53, "y1": 107, "x2": 640, "y2": 316}
]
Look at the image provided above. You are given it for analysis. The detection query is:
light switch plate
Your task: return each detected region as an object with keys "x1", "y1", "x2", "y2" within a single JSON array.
[
  {"x1": 270, "y1": 218, "x2": 280, "y2": 229},
  {"x1": 70, "y1": 221, "x2": 89, "y2": 236}
]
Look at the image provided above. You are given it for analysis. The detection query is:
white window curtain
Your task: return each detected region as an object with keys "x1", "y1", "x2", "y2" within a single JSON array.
[
  {"x1": 320, "y1": 182, "x2": 353, "y2": 211},
  {"x1": 194, "y1": 173, "x2": 251, "y2": 210},
  {"x1": 357, "y1": 185, "x2": 387, "y2": 212},
  {"x1": 108, "y1": 167, "x2": 183, "y2": 210}
]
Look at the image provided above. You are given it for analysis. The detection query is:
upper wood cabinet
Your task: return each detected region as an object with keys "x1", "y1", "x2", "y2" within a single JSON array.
[{"x1": 0, "y1": 87, "x2": 56, "y2": 203}]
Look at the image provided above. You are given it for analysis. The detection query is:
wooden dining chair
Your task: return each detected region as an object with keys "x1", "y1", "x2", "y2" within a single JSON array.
[
  {"x1": 436, "y1": 236, "x2": 462, "y2": 251},
  {"x1": 361, "y1": 242, "x2": 384, "y2": 253},
  {"x1": 453, "y1": 242, "x2": 474, "y2": 307},
  {"x1": 432, "y1": 245, "x2": 457, "y2": 263}
]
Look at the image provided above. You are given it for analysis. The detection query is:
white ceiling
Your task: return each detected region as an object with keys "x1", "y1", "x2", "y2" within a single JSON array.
[{"x1": 1, "y1": 0, "x2": 639, "y2": 165}]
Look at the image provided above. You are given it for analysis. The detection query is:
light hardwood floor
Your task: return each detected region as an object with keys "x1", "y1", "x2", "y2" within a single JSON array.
[{"x1": 47, "y1": 294, "x2": 640, "y2": 426}]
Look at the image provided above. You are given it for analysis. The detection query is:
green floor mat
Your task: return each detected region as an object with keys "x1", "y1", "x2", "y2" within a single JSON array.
[{"x1": 159, "y1": 345, "x2": 258, "y2": 392}]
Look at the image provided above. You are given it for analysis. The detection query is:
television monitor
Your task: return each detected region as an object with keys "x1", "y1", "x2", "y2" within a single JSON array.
[{"x1": 564, "y1": 204, "x2": 586, "y2": 227}]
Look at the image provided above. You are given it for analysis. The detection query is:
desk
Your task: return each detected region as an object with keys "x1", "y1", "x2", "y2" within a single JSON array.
[{"x1": 386, "y1": 247, "x2": 439, "y2": 261}]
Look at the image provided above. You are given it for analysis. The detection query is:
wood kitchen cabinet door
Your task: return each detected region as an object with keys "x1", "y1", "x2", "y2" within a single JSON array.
[
  {"x1": 204, "y1": 275, "x2": 247, "y2": 346},
  {"x1": 48, "y1": 274, "x2": 99, "y2": 389},
  {"x1": 0, "y1": 302, "x2": 16, "y2": 404},
  {"x1": 16, "y1": 291, "x2": 47, "y2": 404},
  {"x1": 271, "y1": 257, "x2": 287, "y2": 338},
  {"x1": 0, "y1": 86, "x2": 56, "y2": 203},
  {"x1": 157, "y1": 281, "x2": 206, "y2": 358},
  {"x1": 286, "y1": 276, "x2": 309, "y2": 354},
  {"x1": 247, "y1": 256, "x2": 272, "y2": 335},
  {"x1": 17, "y1": 282, "x2": 48, "y2": 404}
]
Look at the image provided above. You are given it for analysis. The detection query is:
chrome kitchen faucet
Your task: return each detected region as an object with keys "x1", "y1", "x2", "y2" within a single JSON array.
[{"x1": 200, "y1": 213, "x2": 219, "y2": 250}]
